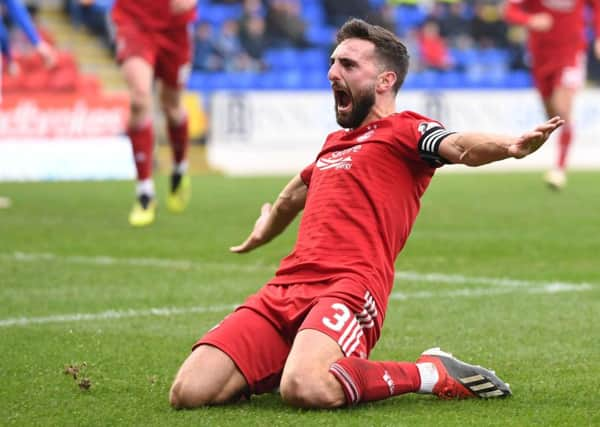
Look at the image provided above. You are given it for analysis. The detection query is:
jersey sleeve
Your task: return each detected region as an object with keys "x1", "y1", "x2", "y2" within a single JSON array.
[
  {"x1": 393, "y1": 112, "x2": 455, "y2": 168},
  {"x1": 416, "y1": 122, "x2": 455, "y2": 167},
  {"x1": 300, "y1": 162, "x2": 315, "y2": 186}
]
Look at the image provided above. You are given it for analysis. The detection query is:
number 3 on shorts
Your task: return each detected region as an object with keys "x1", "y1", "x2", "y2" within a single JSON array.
[{"x1": 322, "y1": 303, "x2": 351, "y2": 332}]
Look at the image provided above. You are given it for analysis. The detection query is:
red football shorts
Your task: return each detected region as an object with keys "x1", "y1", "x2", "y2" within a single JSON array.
[
  {"x1": 531, "y1": 49, "x2": 586, "y2": 98},
  {"x1": 113, "y1": 20, "x2": 192, "y2": 88},
  {"x1": 194, "y1": 279, "x2": 384, "y2": 395}
]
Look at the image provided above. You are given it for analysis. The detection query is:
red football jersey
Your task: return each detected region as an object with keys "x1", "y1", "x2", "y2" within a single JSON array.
[
  {"x1": 112, "y1": 0, "x2": 197, "y2": 30},
  {"x1": 269, "y1": 112, "x2": 454, "y2": 313},
  {"x1": 505, "y1": 0, "x2": 600, "y2": 53}
]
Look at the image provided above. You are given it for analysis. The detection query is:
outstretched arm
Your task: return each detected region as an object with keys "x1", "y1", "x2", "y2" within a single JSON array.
[
  {"x1": 230, "y1": 173, "x2": 308, "y2": 253},
  {"x1": 439, "y1": 116, "x2": 564, "y2": 167}
]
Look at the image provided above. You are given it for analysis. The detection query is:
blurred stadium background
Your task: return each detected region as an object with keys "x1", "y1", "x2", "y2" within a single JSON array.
[{"x1": 2, "y1": 0, "x2": 600, "y2": 179}]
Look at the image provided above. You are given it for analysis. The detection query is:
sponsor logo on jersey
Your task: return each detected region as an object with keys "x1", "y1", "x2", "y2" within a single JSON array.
[{"x1": 316, "y1": 145, "x2": 362, "y2": 171}]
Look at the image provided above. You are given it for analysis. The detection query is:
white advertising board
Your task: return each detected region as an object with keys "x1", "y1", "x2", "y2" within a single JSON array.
[
  {"x1": 0, "y1": 137, "x2": 133, "y2": 181},
  {"x1": 208, "y1": 89, "x2": 600, "y2": 175}
]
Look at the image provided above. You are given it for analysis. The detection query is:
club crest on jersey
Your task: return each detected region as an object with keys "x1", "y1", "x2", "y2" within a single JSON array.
[
  {"x1": 418, "y1": 122, "x2": 440, "y2": 135},
  {"x1": 357, "y1": 129, "x2": 375, "y2": 143},
  {"x1": 316, "y1": 145, "x2": 362, "y2": 171}
]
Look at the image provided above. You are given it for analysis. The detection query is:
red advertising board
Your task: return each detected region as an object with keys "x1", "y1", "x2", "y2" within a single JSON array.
[{"x1": 0, "y1": 93, "x2": 130, "y2": 138}]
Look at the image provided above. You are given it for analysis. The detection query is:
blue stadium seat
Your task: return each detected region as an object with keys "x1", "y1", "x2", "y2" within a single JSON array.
[
  {"x1": 450, "y1": 48, "x2": 479, "y2": 69},
  {"x1": 438, "y1": 71, "x2": 466, "y2": 89},
  {"x1": 264, "y1": 49, "x2": 300, "y2": 71},
  {"x1": 299, "y1": 48, "x2": 329, "y2": 71},
  {"x1": 412, "y1": 70, "x2": 439, "y2": 90},
  {"x1": 226, "y1": 72, "x2": 260, "y2": 90},
  {"x1": 306, "y1": 26, "x2": 336, "y2": 47},
  {"x1": 303, "y1": 70, "x2": 330, "y2": 89},
  {"x1": 207, "y1": 72, "x2": 232, "y2": 90},
  {"x1": 369, "y1": 0, "x2": 387, "y2": 7},
  {"x1": 507, "y1": 70, "x2": 533, "y2": 88},
  {"x1": 201, "y1": 4, "x2": 242, "y2": 25},
  {"x1": 256, "y1": 72, "x2": 281, "y2": 90},
  {"x1": 187, "y1": 72, "x2": 208, "y2": 91},
  {"x1": 395, "y1": 5, "x2": 427, "y2": 32},
  {"x1": 279, "y1": 70, "x2": 304, "y2": 89},
  {"x1": 302, "y1": 3, "x2": 325, "y2": 25}
]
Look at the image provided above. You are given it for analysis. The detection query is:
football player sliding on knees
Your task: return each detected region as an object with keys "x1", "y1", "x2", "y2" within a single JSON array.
[{"x1": 170, "y1": 18, "x2": 562, "y2": 411}]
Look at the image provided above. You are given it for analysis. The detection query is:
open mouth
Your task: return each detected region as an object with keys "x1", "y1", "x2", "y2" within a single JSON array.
[{"x1": 334, "y1": 87, "x2": 352, "y2": 113}]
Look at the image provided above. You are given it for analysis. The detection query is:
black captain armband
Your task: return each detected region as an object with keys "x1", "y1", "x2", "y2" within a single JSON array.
[{"x1": 418, "y1": 126, "x2": 455, "y2": 167}]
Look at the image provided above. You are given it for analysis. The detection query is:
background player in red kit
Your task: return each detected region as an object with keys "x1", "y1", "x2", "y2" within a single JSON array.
[
  {"x1": 112, "y1": 0, "x2": 197, "y2": 227},
  {"x1": 505, "y1": 0, "x2": 600, "y2": 190},
  {"x1": 170, "y1": 19, "x2": 563, "y2": 409}
]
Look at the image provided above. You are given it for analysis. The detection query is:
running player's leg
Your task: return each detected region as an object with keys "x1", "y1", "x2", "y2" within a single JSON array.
[
  {"x1": 542, "y1": 52, "x2": 584, "y2": 189},
  {"x1": 550, "y1": 86, "x2": 576, "y2": 168},
  {"x1": 123, "y1": 57, "x2": 157, "y2": 225},
  {"x1": 170, "y1": 307, "x2": 290, "y2": 408},
  {"x1": 115, "y1": 23, "x2": 158, "y2": 225},
  {"x1": 156, "y1": 29, "x2": 192, "y2": 212}
]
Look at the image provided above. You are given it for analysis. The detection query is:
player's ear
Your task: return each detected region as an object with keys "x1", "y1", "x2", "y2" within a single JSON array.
[{"x1": 376, "y1": 70, "x2": 397, "y2": 93}]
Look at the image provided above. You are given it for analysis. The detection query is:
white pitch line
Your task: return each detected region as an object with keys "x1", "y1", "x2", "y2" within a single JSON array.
[
  {"x1": 0, "y1": 285, "x2": 594, "y2": 329},
  {"x1": 1, "y1": 251, "x2": 597, "y2": 329},
  {"x1": 2, "y1": 251, "x2": 272, "y2": 273},
  {"x1": 0, "y1": 304, "x2": 237, "y2": 328},
  {"x1": 395, "y1": 271, "x2": 596, "y2": 289},
  {"x1": 391, "y1": 283, "x2": 592, "y2": 300},
  {"x1": 3, "y1": 251, "x2": 597, "y2": 290}
]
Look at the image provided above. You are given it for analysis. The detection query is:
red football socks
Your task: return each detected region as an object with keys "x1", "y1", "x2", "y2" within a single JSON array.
[
  {"x1": 128, "y1": 121, "x2": 154, "y2": 181},
  {"x1": 330, "y1": 357, "x2": 421, "y2": 405},
  {"x1": 557, "y1": 123, "x2": 572, "y2": 170},
  {"x1": 168, "y1": 116, "x2": 189, "y2": 165}
]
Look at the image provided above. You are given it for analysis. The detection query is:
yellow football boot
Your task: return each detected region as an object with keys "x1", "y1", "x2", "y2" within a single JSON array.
[
  {"x1": 128, "y1": 197, "x2": 157, "y2": 227},
  {"x1": 167, "y1": 174, "x2": 191, "y2": 213}
]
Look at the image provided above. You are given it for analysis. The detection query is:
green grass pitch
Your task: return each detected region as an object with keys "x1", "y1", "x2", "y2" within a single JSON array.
[{"x1": 1, "y1": 171, "x2": 599, "y2": 426}]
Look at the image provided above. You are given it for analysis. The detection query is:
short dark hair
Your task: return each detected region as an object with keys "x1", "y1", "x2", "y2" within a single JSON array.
[{"x1": 335, "y1": 18, "x2": 409, "y2": 93}]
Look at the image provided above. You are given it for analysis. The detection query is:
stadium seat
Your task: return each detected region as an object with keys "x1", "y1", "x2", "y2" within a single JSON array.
[
  {"x1": 507, "y1": 70, "x2": 533, "y2": 88},
  {"x1": 201, "y1": 4, "x2": 242, "y2": 25},
  {"x1": 279, "y1": 70, "x2": 304, "y2": 89},
  {"x1": 264, "y1": 48, "x2": 300, "y2": 71},
  {"x1": 303, "y1": 70, "x2": 330, "y2": 89},
  {"x1": 302, "y1": 3, "x2": 325, "y2": 25},
  {"x1": 306, "y1": 26, "x2": 335, "y2": 47},
  {"x1": 395, "y1": 5, "x2": 427, "y2": 32},
  {"x1": 227, "y1": 72, "x2": 260, "y2": 90},
  {"x1": 298, "y1": 48, "x2": 329, "y2": 71},
  {"x1": 256, "y1": 71, "x2": 281, "y2": 90},
  {"x1": 438, "y1": 71, "x2": 465, "y2": 89}
]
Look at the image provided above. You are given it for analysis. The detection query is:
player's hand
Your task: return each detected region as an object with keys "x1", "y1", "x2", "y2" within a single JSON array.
[
  {"x1": 508, "y1": 116, "x2": 564, "y2": 158},
  {"x1": 36, "y1": 40, "x2": 57, "y2": 68},
  {"x1": 170, "y1": 0, "x2": 196, "y2": 14},
  {"x1": 230, "y1": 203, "x2": 272, "y2": 254},
  {"x1": 594, "y1": 39, "x2": 600, "y2": 60},
  {"x1": 528, "y1": 12, "x2": 553, "y2": 32}
]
